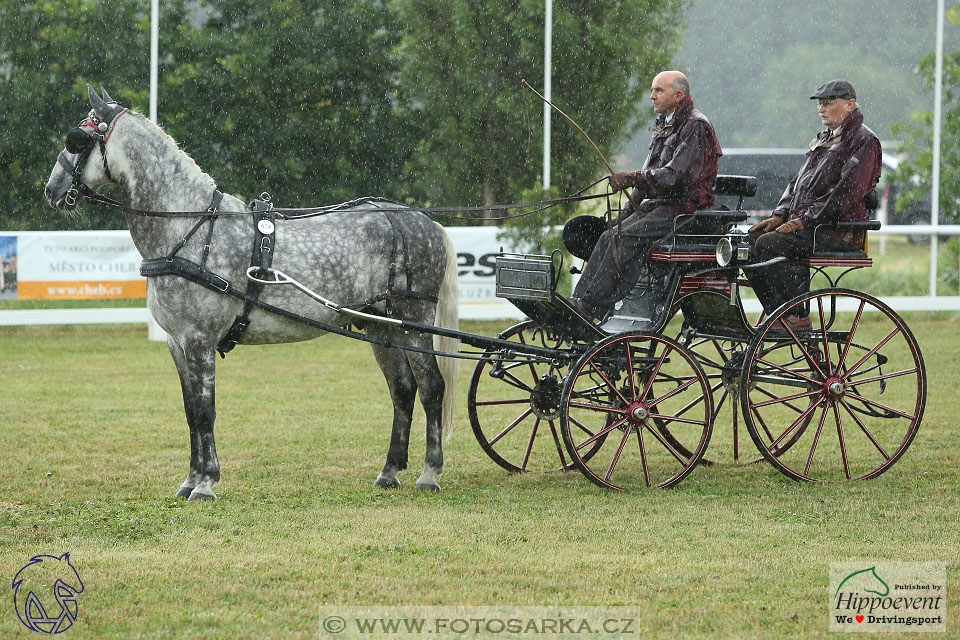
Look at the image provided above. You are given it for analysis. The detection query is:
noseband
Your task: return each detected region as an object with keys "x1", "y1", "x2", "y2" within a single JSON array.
[{"x1": 58, "y1": 105, "x2": 128, "y2": 207}]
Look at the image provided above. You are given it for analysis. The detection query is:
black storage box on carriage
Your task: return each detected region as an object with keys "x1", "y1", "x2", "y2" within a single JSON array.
[
  {"x1": 494, "y1": 253, "x2": 604, "y2": 341},
  {"x1": 494, "y1": 254, "x2": 555, "y2": 301}
]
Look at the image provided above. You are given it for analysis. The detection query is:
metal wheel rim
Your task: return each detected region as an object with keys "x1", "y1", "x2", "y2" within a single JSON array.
[
  {"x1": 740, "y1": 289, "x2": 926, "y2": 482},
  {"x1": 561, "y1": 332, "x2": 714, "y2": 489}
]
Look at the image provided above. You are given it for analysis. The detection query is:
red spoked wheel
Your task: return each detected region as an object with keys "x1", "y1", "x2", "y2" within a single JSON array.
[
  {"x1": 468, "y1": 321, "x2": 582, "y2": 472},
  {"x1": 560, "y1": 332, "x2": 713, "y2": 489},
  {"x1": 741, "y1": 289, "x2": 926, "y2": 482}
]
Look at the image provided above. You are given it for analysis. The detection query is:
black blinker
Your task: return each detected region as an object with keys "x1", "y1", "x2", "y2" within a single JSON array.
[{"x1": 65, "y1": 127, "x2": 96, "y2": 154}]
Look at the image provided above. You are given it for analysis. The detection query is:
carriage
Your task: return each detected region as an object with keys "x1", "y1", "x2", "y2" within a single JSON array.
[
  {"x1": 467, "y1": 175, "x2": 926, "y2": 489},
  {"x1": 46, "y1": 87, "x2": 925, "y2": 496}
]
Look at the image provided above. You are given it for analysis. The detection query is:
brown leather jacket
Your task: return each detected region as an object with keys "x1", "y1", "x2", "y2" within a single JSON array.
[
  {"x1": 624, "y1": 94, "x2": 722, "y2": 219},
  {"x1": 772, "y1": 108, "x2": 881, "y2": 247}
]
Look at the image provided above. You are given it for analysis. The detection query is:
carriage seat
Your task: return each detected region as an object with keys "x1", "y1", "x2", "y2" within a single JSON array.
[
  {"x1": 649, "y1": 174, "x2": 757, "y2": 262},
  {"x1": 803, "y1": 218, "x2": 880, "y2": 268},
  {"x1": 803, "y1": 190, "x2": 881, "y2": 268}
]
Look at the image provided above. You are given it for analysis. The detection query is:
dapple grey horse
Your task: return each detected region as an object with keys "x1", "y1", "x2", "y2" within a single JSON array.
[{"x1": 45, "y1": 87, "x2": 459, "y2": 499}]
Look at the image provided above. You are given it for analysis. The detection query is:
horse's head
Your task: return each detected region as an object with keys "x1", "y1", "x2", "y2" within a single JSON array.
[{"x1": 44, "y1": 84, "x2": 128, "y2": 211}]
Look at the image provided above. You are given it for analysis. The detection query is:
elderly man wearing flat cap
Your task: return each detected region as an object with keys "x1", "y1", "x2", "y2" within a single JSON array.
[{"x1": 745, "y1": 79, "x2": 882, "y2": 330}]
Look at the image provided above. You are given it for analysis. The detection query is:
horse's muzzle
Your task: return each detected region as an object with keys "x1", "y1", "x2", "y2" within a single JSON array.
[{"x1": 44, "y1": 184, "x2": 77, "y2": 211}]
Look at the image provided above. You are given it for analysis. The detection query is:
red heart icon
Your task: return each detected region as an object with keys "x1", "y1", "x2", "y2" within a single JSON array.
[{"x1": 856, "y1": 615, "x2": 864, "y2": 623}]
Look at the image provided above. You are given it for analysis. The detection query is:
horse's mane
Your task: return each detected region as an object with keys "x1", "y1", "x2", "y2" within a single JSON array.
[{"x1": 122, "y1": 109, "x2": 217, "y2": 194}]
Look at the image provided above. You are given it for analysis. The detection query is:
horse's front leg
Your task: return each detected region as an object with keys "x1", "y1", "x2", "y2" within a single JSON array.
[
  {"x1": 168, "y1": 337, "x2": 220, "y2": 501},
  {"x1": 370, "y1": 343, "x2": 417, "y2": 489}
]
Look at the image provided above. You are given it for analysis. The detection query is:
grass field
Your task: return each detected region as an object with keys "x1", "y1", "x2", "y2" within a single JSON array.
[{"x1": 0, "y1": 317, "x2": 958, "y2": 639}]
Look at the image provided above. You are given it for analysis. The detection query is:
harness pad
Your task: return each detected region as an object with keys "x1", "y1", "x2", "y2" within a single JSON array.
[{"x1": 216, "y1": 198, "x2": 276, "y2": 356}]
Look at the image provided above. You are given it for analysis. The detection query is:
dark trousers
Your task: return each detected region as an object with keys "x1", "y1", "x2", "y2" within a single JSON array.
[
  {"x1": 747, "y1": 227, "x2": 851, "y2": 317},
  {"x1": 572, "y1": 212, "x2": 677, "y2": 317}
]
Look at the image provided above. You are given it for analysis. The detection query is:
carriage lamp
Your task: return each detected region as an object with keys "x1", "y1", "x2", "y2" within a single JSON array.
[{"x1": 715, "y1": 237, "x2": 750, "y2": 267}]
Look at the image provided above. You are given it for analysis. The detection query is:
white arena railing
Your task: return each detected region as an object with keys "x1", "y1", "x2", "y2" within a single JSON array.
[{"x1": 1, "y1": 226, "x2": 959, "y2": 334}]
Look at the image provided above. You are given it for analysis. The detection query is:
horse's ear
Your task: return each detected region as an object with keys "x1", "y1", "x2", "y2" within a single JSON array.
[
  {"x1": 87, "y1": 83, "x2": 112, "y2": 120},
  {"x1": 100, "y1": 88, "x2": 114, "y2": 104}
]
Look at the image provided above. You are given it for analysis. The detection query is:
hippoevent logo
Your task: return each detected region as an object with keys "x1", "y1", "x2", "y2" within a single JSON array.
[
  {"x1": 11, "y1": 553, "x2": 84, "y2": 634},
  {"x1": 830, "y1": 562, "x2": 946, "y2": 632}
]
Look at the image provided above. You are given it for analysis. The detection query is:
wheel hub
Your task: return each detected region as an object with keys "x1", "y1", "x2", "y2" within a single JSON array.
[
  {"x1": 825, "y1": 377, "x2": 845, "y2": 397},
  {"x1": 629, "y1": 403, "x2": 649, "y2": 422},
  {"x1": 530, "y1": 374, "x2": 563, "y2": 420}
]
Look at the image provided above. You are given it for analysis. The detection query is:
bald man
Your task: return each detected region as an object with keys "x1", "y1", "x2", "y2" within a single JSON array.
[{"x1": 570, "y1": 71, "x2": 722, "y2": 321}]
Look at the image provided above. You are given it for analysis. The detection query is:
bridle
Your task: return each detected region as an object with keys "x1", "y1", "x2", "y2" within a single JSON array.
[{"x1": 57, "y1": 103, "x2": 128, "y2": 207}]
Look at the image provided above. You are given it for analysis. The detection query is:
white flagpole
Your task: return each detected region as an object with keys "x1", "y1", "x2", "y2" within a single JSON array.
[
  {"x1": 147, "y1": 0, "x2": 167, "y2": 342},
  {"x1": 930, "y1": 0, "x2": 944, "y2": 297},
  {"x1": 543, "y1": 0, "x2": 552, "y2": 191},
  {"x1": 150, "y1": 0, "x2": 159, "y2": 122}
]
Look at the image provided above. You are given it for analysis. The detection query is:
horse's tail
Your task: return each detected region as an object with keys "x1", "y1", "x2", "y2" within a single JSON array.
[{"x1": 434, "y1": 225, "x2": 459, "y2": 441}]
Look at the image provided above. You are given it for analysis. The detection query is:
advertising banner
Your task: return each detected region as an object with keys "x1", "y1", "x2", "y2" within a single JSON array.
[
  {"x1": 15, "y1": 231, "x2": 144, "y2": 300},
  {"x1": 2, "y1": 228, "x2": 528, "y2": 319},
  {"x1": 446, "y1": 226, "x2": 525, "y2": 320}
]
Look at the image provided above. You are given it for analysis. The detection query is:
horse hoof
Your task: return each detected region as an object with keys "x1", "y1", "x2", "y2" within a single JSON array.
[
  {"x1": 374, "y1": 475, "x2": 400, "y2": 489},
  {"x1": 174, "y1": 485, "x2": 195, "y2": 499},
  {"x1": 187, "y1": 488, "x2": 217, "y2": 501},
  {"x1": 415, "y1": 482, "x2": 441, "y2": 492}
]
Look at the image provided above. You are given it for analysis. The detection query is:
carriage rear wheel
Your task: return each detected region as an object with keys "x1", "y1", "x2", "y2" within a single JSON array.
[
  {"x1": 740, "y1": 289, "x2": 926, "y2": 482},
  {"x1": 560, "y1": 332, "x2": 713, "y2": 489},
  {"x1": 468, "y1": 321, "x2": 581, "y2": 472}
]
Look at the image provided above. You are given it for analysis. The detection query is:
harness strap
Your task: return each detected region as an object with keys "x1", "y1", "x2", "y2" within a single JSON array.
[
  {"x1": 342, "y1": 209, "x2": 438, "y2": 311},
  {"x1": 198, "y1": 191, "x2": 223, "y2": 270},
  {"x1": 215, "y1": 198, "x2": 276, "y2": 356},
  {"x1": 138, "y1": 255, "x2": 561, "y2": 363}
]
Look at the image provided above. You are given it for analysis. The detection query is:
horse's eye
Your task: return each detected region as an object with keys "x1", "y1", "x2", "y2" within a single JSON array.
[{"x1": 65, "y1": 128, "x2": 95, "y2": 154}]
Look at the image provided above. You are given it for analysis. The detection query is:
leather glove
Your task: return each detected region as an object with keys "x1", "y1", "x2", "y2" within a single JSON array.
[
  {"x1": 749, "y1": 215, "x2": 785, "y2": 233},
  {"x1": 609, "y1": 171, "x2": 639, "y2": 192},
  {"x1": 776, "y1": 218, "x2": 804, "y2": 234}
]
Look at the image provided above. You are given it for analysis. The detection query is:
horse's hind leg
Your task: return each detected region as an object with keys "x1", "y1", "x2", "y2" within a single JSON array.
[
  {"x1": 167, "y1": 337, "x2": 220, "y2": 501},
  {"x1": 369, "y1": 342, "x2": 417, "y2": 489},
  {"x1": 405, "y1": 348, "x2": 445, "y2": 492}
]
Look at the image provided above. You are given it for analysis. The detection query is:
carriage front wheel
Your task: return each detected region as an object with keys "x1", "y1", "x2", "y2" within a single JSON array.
[
  {"x1": 740, "y1": 289, "x2": 926, "y2": 482},
  {"x1": 560, "y1": 332, "x2": 713, "y2": 489},
  {"x1": 467, "y1": 321, "x2": 579, "y2": 472}
]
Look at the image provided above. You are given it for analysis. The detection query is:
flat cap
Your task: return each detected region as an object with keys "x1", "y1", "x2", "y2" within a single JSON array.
[{"x1": 810, "y1": 79, "x2": 856, "y2": 100}]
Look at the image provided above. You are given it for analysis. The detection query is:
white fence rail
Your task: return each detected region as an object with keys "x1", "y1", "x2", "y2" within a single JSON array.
[{"x1": 1, "y1": 226, "x2": 959, "y2": 329}]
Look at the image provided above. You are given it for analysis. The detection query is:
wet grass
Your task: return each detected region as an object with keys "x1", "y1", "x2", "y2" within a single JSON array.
[{"x1": 0, "y1": 318, "x2": 958, "y2": 639}]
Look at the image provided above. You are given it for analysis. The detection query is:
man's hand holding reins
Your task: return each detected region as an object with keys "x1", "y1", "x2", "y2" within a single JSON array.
[
  {"x1": 609, "y1": 171, "x2": 640, "y2": 192},
  {"x1": 775, "y1": 218, "x2": 803, "y2": 234}
]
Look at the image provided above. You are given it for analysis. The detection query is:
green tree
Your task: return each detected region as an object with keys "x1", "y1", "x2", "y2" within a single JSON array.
[
  {"x1": 0, "y1": 0, "x2": 413, "y2": 230},
  {"x1": 161, "y1": 0, "x2": 414, "y2": 206},
  {"x1": 395, "y1": 0, "x2": 687, "y2": 235},
  {"x1": 890, "y1": 6, "x2": 960, "y2": 226},
  {"x1": 0, "y1": 0, "x2": 178, "y2": 230}
]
